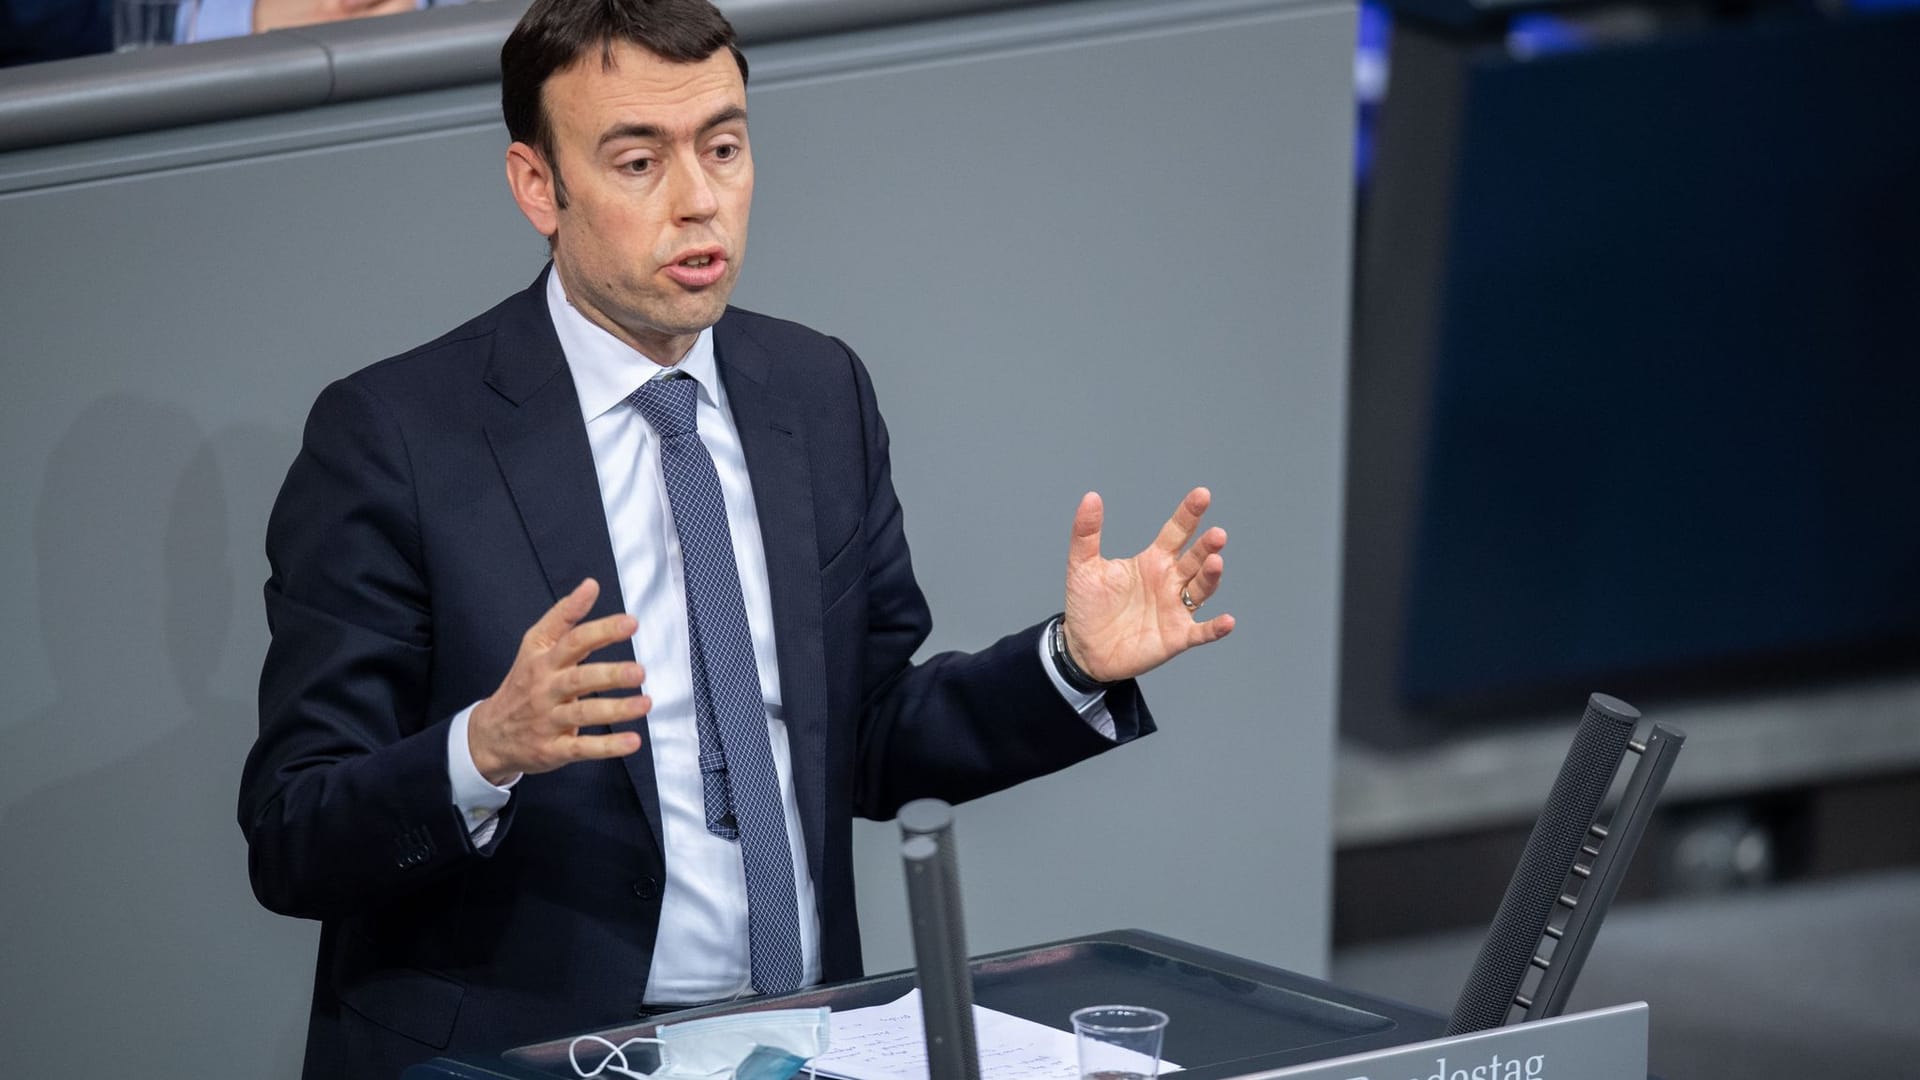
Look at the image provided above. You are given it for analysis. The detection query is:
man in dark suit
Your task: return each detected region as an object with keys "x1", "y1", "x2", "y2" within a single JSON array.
[{"x1": 241, "y1": 1, "x2": 1235, "y2": 1077}]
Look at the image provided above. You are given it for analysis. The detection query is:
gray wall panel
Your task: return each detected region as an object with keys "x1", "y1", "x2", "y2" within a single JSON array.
[
  {"x1": 737, "y1": 0, "x2": 1356, "y2": 977},
  {"x1": 0, "y1": 1, "x2": 1352, "y2": 1076},
  {"x1": 0, "y1": 99, "x2": 548, "y2": 1080}
]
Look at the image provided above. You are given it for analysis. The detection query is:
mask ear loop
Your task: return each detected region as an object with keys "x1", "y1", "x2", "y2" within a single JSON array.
[
  {"x1": 569, "y1": 1034, "x2": 665, "y2": 1079},
  {"x1": 805, "y1": 1005, "x2": 826, "y2": 1080}
]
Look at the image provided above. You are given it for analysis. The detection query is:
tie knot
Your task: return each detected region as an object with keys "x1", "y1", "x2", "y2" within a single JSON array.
[{"x1": 628, "y1": 373, "x2": 698, "y2": 438}]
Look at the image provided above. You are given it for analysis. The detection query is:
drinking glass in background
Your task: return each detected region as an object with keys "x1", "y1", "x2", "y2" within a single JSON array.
[
  {"x1": 1071, "y1": 1005, "x2": 1169, "y2": 1080},
  {"x1": 115, "y1": 0, "x2": 199, "y2": 50}
]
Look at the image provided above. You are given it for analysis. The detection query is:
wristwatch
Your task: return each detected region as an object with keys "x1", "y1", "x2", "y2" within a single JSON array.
[{"x1": 1048, "y1": 615, "x2": 1114, "y2": 695}]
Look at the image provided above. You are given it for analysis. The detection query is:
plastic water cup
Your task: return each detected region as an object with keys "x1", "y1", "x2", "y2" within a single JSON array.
[{"x1": 1071, "y1": 1005, "x2": 1169, "y2": 1080}]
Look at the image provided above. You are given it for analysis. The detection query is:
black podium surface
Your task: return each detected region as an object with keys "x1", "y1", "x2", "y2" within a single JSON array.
[{"x1": 406, "y1": 930, "x2": 1446, "y2": 1080}]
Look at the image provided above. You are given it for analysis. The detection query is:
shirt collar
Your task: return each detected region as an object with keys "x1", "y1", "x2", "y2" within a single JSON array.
[{"x1": 545, "y1": 266, "x2": 721, "y2": 424}]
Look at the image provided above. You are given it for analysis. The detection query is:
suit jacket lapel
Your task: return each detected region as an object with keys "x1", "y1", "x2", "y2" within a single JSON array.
[
  {"x1": 715, "y1": 313, "x2": 830, "y2": 891},
  {"x1": 480, "y1": 269, "x2": 665, "y2": 858}
]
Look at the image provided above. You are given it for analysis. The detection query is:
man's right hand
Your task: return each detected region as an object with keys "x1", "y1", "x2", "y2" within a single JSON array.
[{"x1": 468, "y1": 579, "x2": 649, "y2": 786}]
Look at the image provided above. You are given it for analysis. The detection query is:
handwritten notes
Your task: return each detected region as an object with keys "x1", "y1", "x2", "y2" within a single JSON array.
[{"x1": 810, "y1": 989, "x2": 1179, "y2": 1080}]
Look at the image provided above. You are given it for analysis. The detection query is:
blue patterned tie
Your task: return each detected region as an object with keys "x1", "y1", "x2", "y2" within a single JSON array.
[{"x1": 629, "y1": 373, "x2": 804, "y2": 995}]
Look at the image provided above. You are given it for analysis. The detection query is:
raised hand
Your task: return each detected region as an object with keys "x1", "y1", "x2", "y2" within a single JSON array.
[
  {"x1": 468, "y1": 579, "x2": 650, "y2": 786},
  {"x1": 1061, "y1": 488, "x2": 1234, "y2": 684}
]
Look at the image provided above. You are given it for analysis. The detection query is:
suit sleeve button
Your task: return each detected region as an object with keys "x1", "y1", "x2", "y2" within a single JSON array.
[{"x1": 632, "y1": 877, "x2": 660, "y2": 901}]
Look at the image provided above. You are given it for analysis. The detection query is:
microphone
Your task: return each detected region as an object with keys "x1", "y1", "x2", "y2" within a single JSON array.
[
  {"x1": 1524, "y1": 720, "x2": 1684, "y2": 1021},
  {"x1": 1446, "y1": 693, "x2": 1639, "y2": 1035},
  {"x1": 899, "y1": 799, "x2": 982, "y2": 1080}
]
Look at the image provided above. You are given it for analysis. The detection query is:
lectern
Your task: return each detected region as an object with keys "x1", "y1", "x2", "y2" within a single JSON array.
[{"x1": 404, "y1": 930, "x2": 1648, "y2": 1079}]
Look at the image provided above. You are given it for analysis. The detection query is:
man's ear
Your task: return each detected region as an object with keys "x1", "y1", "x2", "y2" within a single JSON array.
[{"x1": 506, "y1": 141, "x2": 561, "y2": 238}]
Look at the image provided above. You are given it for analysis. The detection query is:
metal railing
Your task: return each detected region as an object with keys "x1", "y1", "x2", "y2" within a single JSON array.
[{"x1": 0, "y1": 0, "x2": 1042, "y2": 151}]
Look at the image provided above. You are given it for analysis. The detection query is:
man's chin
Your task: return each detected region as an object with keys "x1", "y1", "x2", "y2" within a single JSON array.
[
  {"x1": 650, "y1": 294, "x2": 734, "y2": 336},
  {"x1": 611, "y1": 296, "x2": 732, "y2": 356}
]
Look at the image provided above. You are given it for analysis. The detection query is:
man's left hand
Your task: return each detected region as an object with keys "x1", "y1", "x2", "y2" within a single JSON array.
[{"x1": 1061, "y1": 487, "x2": 1234, "y2": 684}]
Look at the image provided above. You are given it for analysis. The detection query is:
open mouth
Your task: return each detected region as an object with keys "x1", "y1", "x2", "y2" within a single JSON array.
[{"x1": 663, "y1": 250, "x2": 727, "y2": 288}]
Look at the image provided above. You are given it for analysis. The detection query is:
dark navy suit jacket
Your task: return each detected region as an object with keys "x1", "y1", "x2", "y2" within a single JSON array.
[{"x1": 241, "y1": 270, "x2": 1153, "y2": 1079}]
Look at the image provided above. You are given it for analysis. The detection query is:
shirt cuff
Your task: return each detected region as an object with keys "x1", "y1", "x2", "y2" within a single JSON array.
[
  {"x1": 1039, "y1": 619, "x2": 1116, "y2": 740},
  {"x1": 448, "y1": 703, "x2": 519, "y2": 843}
]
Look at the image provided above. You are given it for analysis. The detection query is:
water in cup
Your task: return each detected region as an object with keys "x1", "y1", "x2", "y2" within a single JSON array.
[{"x1": 1072, "y1": 1005, "x2": 1169, "y2": 1080}]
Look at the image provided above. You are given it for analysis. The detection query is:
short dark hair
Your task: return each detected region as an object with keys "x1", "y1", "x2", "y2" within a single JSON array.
[{"x1": 501, "y1": 0, "x2": 749, "y2": 208}]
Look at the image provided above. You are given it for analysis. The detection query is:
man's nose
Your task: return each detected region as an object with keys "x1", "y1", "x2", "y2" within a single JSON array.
[{"x1": 667, "y1": 154, "x2": 720, "y2": 222}]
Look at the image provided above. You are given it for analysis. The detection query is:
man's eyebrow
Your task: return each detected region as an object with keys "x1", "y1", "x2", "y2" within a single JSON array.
[
  {"x1": 597, "y1": 105, "x2": 748, "y2": 149},
  {"x1": 598, "y1": 122, "x2": 663, "y2": 147},
  {"x1": 699, "y1": 105, "x2": 748, "y2": 133}
]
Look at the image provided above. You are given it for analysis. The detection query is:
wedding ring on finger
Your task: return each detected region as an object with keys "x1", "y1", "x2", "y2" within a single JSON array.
[{"x1": 1181, "y1": 587, "x2": 1199, "y2": 611}]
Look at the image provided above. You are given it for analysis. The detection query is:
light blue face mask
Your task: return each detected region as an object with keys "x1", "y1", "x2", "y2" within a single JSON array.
[{"x1": 569, "y1": 1007, "x2": 831, "y2": 1080}]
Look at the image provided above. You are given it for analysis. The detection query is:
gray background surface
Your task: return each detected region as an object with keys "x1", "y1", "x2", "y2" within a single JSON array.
[
  {"x1": 1334, "y1": 871, "x2": 1920, "y2": 1079},
  {"x1": 0, "y1": 0, "x2": 1356, "y2": 1075}
]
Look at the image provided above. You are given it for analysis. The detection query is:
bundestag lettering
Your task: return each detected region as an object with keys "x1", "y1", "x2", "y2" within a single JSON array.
[{"x1": 1344, "y1": 1054, "x2": 1550, "y2": 1080}]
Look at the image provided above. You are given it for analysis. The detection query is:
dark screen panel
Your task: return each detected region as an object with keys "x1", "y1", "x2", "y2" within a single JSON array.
[{"x1": 1399, "y1": 12, "x2": 1920, "y2": 712}]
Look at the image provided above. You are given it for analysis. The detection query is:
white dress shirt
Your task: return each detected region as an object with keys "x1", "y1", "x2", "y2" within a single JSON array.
[{"x1": 444, "y1": 270, "x2": 1109, "y2": 1002}]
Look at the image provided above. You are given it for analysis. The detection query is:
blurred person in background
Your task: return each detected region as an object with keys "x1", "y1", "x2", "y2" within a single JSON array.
[
  {"x1": 0, "y1": 0, "x2": 467, "y2": 66},
  {"x1": 187, "y1": 0, "x2": 465, "y2": 44}
]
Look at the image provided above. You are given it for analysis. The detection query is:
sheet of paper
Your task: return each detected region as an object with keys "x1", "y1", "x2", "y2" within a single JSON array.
[{"x1": 811, "y1": 988, "x2": 1180, "y2": 1080}]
